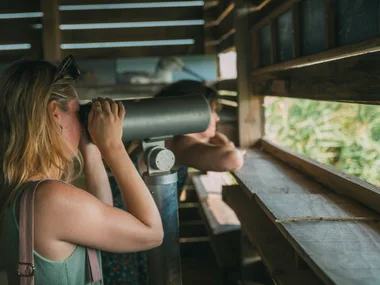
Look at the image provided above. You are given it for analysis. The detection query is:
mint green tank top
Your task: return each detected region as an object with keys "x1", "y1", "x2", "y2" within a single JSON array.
[{"x1": 0, "y1": 183, "x2": 103, "y2": 285}]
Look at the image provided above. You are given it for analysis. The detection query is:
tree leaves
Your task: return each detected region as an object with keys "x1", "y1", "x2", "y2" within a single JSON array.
[{"x1": 265, "y1": 97, "x2": 380, "y2": 187}]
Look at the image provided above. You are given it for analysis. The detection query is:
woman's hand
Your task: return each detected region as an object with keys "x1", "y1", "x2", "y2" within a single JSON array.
[{"x1": 87, "y1": 98, "x2": 126, "y2": 155}]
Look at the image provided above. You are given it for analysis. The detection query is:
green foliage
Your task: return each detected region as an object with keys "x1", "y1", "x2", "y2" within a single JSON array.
[{"x1": 264, "y1": 97, "x2": 380, "y2": 187}]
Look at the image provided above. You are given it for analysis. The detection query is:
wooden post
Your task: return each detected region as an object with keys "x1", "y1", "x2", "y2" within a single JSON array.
[
  {"x1": 41, "y1": 0, "x2": 61, "y2": 63},
  {"x1": 235, "y1": 3, "x2": 264, "y2": 148}
]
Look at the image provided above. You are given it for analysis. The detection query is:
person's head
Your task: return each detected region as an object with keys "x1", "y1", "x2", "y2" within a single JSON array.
[
  {"x1": 0, "y1": 57, "x2": 82, "y2": 201},
  {"x1": 155, "y1": 80, "x2": 221, "y2": 139}
]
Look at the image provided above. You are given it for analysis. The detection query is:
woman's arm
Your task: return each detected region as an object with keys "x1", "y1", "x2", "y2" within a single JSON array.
[
  {"x1": 79, "y1": 135, "x2": 113, "y2": 206},
  {"x1": 167, "y1": 135, "x2": 244, "y2": 172},
  {"x1": 35, "y1": 98, "x2": 163, "y2": 253}
]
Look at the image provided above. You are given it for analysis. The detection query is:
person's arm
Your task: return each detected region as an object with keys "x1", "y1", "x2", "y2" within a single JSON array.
[
  {"x1": 79, "y1": 134, "x2": 113, "y2": 206},
  {"x1": 167, "y1": 135, "x2": 244, "y2": 172},
  {"x1": 35, "y1": 98, "x2": 163, "y2": 253},
  {"x1": 208, "y1": 132, "x2": 231, "y2": 146}
]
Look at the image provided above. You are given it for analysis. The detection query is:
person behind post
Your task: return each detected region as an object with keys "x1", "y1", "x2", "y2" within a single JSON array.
[
  {"x1": 101, "y1": 79, "x2": 245, "y2": 285},
  {"x1": 0, "y1": 57, "x2": 163, "y2": 285}
]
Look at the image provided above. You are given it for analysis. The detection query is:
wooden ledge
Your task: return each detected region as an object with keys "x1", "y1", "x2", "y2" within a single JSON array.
[{"x1": 226, "y1": 148, "x2": 380, "y2": 285}]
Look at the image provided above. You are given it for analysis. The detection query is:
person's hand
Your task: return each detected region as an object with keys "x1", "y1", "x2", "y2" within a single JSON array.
[{"x1": 87, "y1": 97, "x2": 125, "y2": 155}]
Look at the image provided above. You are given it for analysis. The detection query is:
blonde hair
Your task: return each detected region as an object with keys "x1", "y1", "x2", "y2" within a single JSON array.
[{"x1": 0, "y1": 60, "x2": 82, "y2": 220}]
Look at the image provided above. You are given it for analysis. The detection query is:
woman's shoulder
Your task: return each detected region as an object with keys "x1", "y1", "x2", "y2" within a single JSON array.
[{"x1": 34, "y1": 179, "x2": 94, "y2": 210}]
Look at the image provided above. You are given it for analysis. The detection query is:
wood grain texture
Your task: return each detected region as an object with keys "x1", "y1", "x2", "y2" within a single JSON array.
[
  {"x1": 223, "y1": 187, "x2": 323, "y2": 285},
  {"x1": 41, "y1": 0, "x2": 61, "y2": 62},
  {"x1": 257, "y1": 193, "x2": 380, "y2": 285},
  {"x1": 261, "y1": 139, "x2": 380, "y2": 215},
  {"x1": 253, "y1": 48, "x2": 380, "y2": 104},
  {"x1": 235, "y1": 4, "x2": 263, "y2": 148},
  {"x1": 233, "y1": 149, "x2": 331, "y2": 199}
]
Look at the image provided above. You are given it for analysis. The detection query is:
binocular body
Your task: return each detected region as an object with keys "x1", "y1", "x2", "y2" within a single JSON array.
[{"x1": 79, "y1": 95, "x2": 212, "y2": 142}]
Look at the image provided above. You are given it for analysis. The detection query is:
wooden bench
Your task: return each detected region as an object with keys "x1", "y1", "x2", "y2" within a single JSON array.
[{"x1": 192, "y1": 171, "x2": 242, "y2": 284}]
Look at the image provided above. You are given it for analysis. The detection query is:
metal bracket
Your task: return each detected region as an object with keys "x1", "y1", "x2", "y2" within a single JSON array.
[{"x1": 141, "y1": 139, "x2": 175, "y2": 176}]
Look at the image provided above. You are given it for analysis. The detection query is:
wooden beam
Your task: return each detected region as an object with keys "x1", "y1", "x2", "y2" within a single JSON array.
[
  {"x1": 261, "y1": 138, "x2": 380, "y2": 215},
  {"x1": 254, "y1": 51, "x2": 380, "y2": 104},
  {"x1": 252, "y1": 36, "x2": 380, "y2": 76},
  {"x1": 41, "y1": 0, "x2": 61, "y2": 63},
  {"x1": 216, "y1": 30, "x2": 235, "y2": 53},
  {"x1": 60, "y1": 0, "x2": 201, "y2": 4},
  {"x1": 62, "y1": 44, "x2": 202, "y2": 59},
  {"x1": 235, "y1": 4, "x2": 263, "y2": 148},
  {"x1": 0, "y1": 50, "x2": 34, "y2": 63},
  {"x1": 62, "y1": 26, "x2": 203, "y2": 44},
  {"x1": 76, "y1": 84, "x2": 164, "y2": 101},
  {"x1": 0, "y1": 19, "x2": 41, "y2": 44},
  {"x1": 60, "y1": 6, "x2": 202, "y2": 24},
  {"x1": 207, "y1": 3, "x2": 235, "y2": 42},
  {"x1": 212, "y1": 79, "x2": 237, "y2": 92},
  {"x1": 0, "y1": 0, "x2": 40, "y2": 13}
]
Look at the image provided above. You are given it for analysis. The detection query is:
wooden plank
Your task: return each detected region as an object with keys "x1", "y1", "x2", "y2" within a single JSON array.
[
  {"x1": 261, "y1": 138, "x2": 380, "y2": 215},
  {"x1": 324, "y1": 0, "x2": 336, "y2": 49},
  {"x1": 0, "y1": 19, "x2": 41, "y2": 44},
  {"x1": 62, "y1": 26, "x2": 203, "y2": 43},
  {"x1": 253, "y1": 50, "x2": 380, "y2": 104},
  {"x1": 223, "y1": 187, "x2": 323, "y2": 285},
  {"x1": 233, "y1": 149, "x2": 331, "y2": 199},
  {"x1": 291, "y1": 2, "x2": 301, "y2": 58},
  {"x1": 201, "y1": 197, "x2": 240, "y2": 235},
  {"x1": 60, "y1": 0, "x2": 201, "y2": 4},
  {"x1": 60, "y1": 6, "x2": 202, "y2": 24},
  {"x1": 76, "y1": 84, "x2": 164, "y2": 101},
  {"x1": 256, "y1": 193, "x2": 380, "y2": 285},
  {"x1": 41, "y1": 0, "x2": 61, "y2": 63},
  {"x1": 192, "y1": 175, "x2": 209, "y2": 201},
  {"x1": 252, "y1": 36, "x2": 380, "y2": 76},
  {"x1": 212, "y1": 79, "x2": 237, "y2": 92},
  {"x1": 0, "y1": 0, "x2": 40, "y2": 12},
  {"x1": 62, "y1": 44, "x2": 202, "y2": 59},
  {"x1": 248, "y1": 0, "x2": 285, "y2": 30},
  {"x1": 252, "y1": 0, "x2": 300, "y2": 32},
  {"x1": 216, "y1": 30, "x2": 235, "y2": 53},
  {"x1": 208, "y1": 3, "x2": 235, "y2": 40},
  {"x1": 235, "y1": 3, "x2": 263, "y2": 148},
  {"x1": 0, "y1": 50, "x2": 37, "y2": 63},
  {"x1": 255, "y1": 76, "x2": 380, "y2": 105},
  {"x1": 204, "y1": 4, "x2": 219, "y2": 22},
  {"x1": 252, "y1": 29, "x2": 260, "y2": 70},
  {"x1": 270, "y1": 19, "x2": 277, "y2": 64}
]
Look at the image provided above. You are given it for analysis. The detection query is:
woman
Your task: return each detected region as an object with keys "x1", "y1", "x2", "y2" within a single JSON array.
[
  {"x1": 0, "y1": 58, "x2": 163, "y2": 285},
  {"x1": 102, "y1": 80, "x2": 245, "y2": 285}
]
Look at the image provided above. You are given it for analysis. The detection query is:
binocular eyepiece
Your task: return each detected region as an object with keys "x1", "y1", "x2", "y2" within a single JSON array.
[{"x1": 79, "y1": 95, "x2": 212, "y2": 142}]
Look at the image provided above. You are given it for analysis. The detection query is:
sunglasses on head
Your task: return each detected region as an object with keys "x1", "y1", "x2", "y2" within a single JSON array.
[{"x1": 53, "y1": 55, "x2": 81, "y2": 83}]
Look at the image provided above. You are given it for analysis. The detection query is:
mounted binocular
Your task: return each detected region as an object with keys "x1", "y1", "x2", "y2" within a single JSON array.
[{"x1": 79, "y1": 95, "x2": 212, "y2": 142}]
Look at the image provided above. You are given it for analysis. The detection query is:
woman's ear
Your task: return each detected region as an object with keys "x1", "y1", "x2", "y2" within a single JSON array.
[{"x1": 48, "y1": 100, "x2": 61, "y2": 124}]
